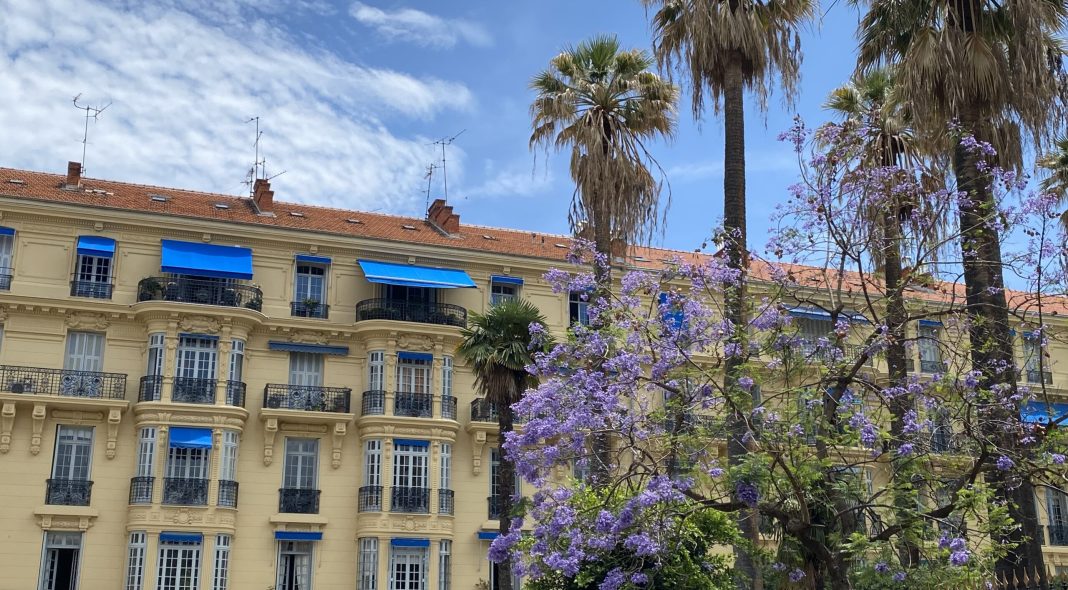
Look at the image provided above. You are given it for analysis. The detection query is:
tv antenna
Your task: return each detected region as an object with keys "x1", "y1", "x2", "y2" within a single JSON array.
[
  {"x1": 432, "y1": 129, "x2": 465, "y2": 204},
  {"x1": 244, "y1": 116, "x2": 269, "y2": 195},
  {"x1": 72, "y1": 94, "x2": 112, "y2": 174},
  {"x1": 424, "y1": 162, "x2": 440, "y2": 212}
]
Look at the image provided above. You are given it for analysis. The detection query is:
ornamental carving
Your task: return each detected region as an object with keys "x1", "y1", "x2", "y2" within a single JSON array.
[
  {"x1": 66, "y1": 311, "x2": 109, "y2": 331},
  {"x1": 290, "y1": 330, "x2": 328, "y2": 345},
  {"x1": 179, "y1": 315, "x2": 220, "y2": 334},
  {"x1": 396, "y1": 334, "x2": 433, "y2": 351}
]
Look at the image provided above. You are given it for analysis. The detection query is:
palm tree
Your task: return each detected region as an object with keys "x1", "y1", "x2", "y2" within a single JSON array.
[
  {"x1": 643, "y1": 2, "x2": 812, "y2": 587},
  {"x1": 458, "y1": 298, "x2": 550, "y2": 590},
  {"x1": 1039, "y1": 136, "x2": 1068, "y2": 227},
  {"x1": 853, "y1": 0, "x2": 1068, "y2": 578},
  {"x1": 529, "y1": 34, "x2": 678, "y2": 285}
]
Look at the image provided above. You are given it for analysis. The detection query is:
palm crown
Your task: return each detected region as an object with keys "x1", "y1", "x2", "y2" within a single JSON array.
[{"x1": 457, "y1": 298, "x2": 550, "y2": 409}]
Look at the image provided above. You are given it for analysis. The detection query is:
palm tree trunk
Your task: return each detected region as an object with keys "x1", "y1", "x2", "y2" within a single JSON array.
[
  {"x1": 497, "y1": 387, "x2": 518, "y2": 590},
  {"x1": 954, "y1": 116, "x2": 1045, "y2": 582},
  {"x1": 722, "y1": 58, "x2": 760, "y2": 590}
]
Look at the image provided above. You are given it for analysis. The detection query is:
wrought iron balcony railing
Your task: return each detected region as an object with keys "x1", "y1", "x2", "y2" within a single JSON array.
[
  {"x1": 355, "y1": 298, "x2": 466, "y2": 327},
  {"x1": 931, "y1": 429, "x2": 961, "y2": 454},
  {"x1": 0, "y1": 365, "x2": 126, "y2": 400},
  {"x1": 394, "y1": 391, "x2": 433, "y2": 418},
  {"x1": 438, "y1": 489, "x2": 454, "y2": 515},
  {"x1": 0, "y1": 267, "x2": 12, "y2": 290},
  {"x1": 138, "y1": 376, "x2": 162, "y2": 402},
  {"x1": 225, "y1": 381, "x2": 246, "y2": 407},
  {"x1": 137, "y1": 276, "x2": 262, "y2": 311},
  {"x1": 441, "y1": 396, "x2": 457, "y2": 420},
  {"x1": 358, "y1": 485, "x2": 382, "y2": 512},
  {"x1": 162, "y1": 477, "x2": 209, "y2": 506},
  {"x1": 218, "y1": 480, "x2": 239, "y2": 508},
  {"x1": 471, "y1": 398, "x2": 498, "y2": 423},
  {"x1": 291, "y1": 301, "x2": 329, "y2": 319},
  {"x1": 488, "y1": 495, "x2": 501, "y2": 520},
  {"x1": 263, "y1": 384, "x2": 351, "y2": 413},
  {"x1": 1049, "y1": 524, "x2": 1068, "y2": 546},
  {"x1": 390, "y1": 486, "x2": 430, "y2": 513},
  {"x1": 70, "y1": 277, "x2": 113, "y2": 299},
  {"x1": 1028, "y1": 369, "x2": 1054, "y2": 385},
  {"x1": 46, "y1": 478, "x2": 92, "y2": 506},
  {"x1": 362, "y1": 390, "x2": 386, "y2": 416},
  {"x1": 279, "y1": 488, "x2": 320, "y2": 514},
  {"x1": 920, "y1": 359, "x2": 944, "y2": 374},
  {"x1": 129, "y1": 476, "x2": 154, "y2": 504},
  {"x1": 172, "y1": 377, "x2": 216, "y2": 404}
]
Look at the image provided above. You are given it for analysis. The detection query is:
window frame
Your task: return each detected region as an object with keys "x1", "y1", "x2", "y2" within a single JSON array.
[
  {"x1": 283, "y1": 438, "x2": 319, "y2": 490},
  {"x1": 156, "y1": 536, "x2": 202, "y2": 590}
]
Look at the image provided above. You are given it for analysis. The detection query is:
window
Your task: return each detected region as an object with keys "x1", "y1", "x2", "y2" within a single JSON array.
[
  {"x1": 490, "y1": 282, "x2": 518, "y2": 306},
  {"x1": 392, "y1": 441, "x2": 429, "y2": 512},
  {"x1": 294, "y1": 261, "x2": 328, "y2": 318},
  {"x1": 389, "y1": 545, "x2": 427, "y2": 590},
  {"x1": 49, "y1": 425, "x2": 93, "y2": 505},
  {"x1": 132, "y1": 427, "x2": 156, "y2": 503},
  {"x1": 917, "y1": 324, "x2": 943, "y2": 373},
  {"x1": 39, "y1": 531, "x2": 82, "y2": 590},
  {"x1": 441, "y1": 356, "x2": 453, "y2": 399},
  {"x1": 174, "y1": 336, "x2": 218, "y2": 404},
  {"x1": 0, "y1": 229, "x2": 14, "y2": 289},
  {"x1": 396, "y1": 356, "x2": 431, "y2": 394},
  {"x1": 794, "y1": 316, "x2": 832, "y2": 355},
  {"x1": 65, "y1": 332, "x2": 104, "y2": 373},
  {"x1": 385, "y1": 284, "x2": 435, "y2": 305},
  {"x1": 276, "y1": 541, "x2": 313, "y2": 590},
  {"x1": 289, "y1": 352, "x2": 323, "y2": 387},
  {"x1": 438, "y1": 540, "x2": 451, "y2": 590},
  {"x1": 1024, "y1": 334, "x2": 1051, "y2": 384},
  {"x1": 284, "y1": 438, "x2": 319, "y2": 489},
  {"x1": 211, "y1": 535, "x2": 231, "y2": 590},
  {"x1": 489, "y1": 563, "x2": 521, "y2": 590},
  {"x1": 569, "y1": 292, "x2": 589, "y2": 326},
  {"x1": 219, "y1": 431, "x2": 239, "y2": 507},
  {"x1": 147, "y1": 333, "x2": 165, "y2": 377},
  {"x1": 157, "y1": 535, "x2": 202, "y2": 590},
  {"x1": 164, "y1": 434, "x2": 210, "y2": 505},
  {"x1": 1051, "y1": 490, "x2": 1068, "y2": 545},
  {"x1": 361, "y1": 439, "x2": 383, "y2": 511},
  {"x1": 125, "y1": 532, "x2": 146, "y2": 590},
  {"x1": 358, "y1": 538, "x2": 378, "y2": 590},
  {"x1": 228, "y1": 339, "x2": 244, "y2": 383},
  {"x1": 369, "y1": 351, "x2": 385, "y2": 391},
  {"x1": 439, "y1": 443, "x2": 453, "y2": 514},
  {"x1": 73, "y1": 249, "x2": 112, "y2": 298}
]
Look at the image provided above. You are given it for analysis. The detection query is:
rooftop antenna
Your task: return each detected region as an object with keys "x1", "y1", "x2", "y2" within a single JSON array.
[
  {"x1": 423, "y1": 162, "x2": 439, "y2": 212},
  {"x1": 432, "y1": 129, "x2": 465, "y2": 204},
  {"x1": 72, "y1": 94, "x2": 112, "y2": 174},
  {"x1": 244, "y1": 116, "x2": 266, "y2": 196}
]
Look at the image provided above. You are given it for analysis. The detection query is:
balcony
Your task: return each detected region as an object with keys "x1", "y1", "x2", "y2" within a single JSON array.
[
  {"x1": 69, "y1": 277, "x2": 113, "y2": 299},
  {"x1": 0, "y1": 365, "x2": 126, "y2": 399},
  {"x1": 0, "y1": 266, "x2": 11, "y2": 290},
  {"x1": 361, "y1": 390, "x2": 386, "y2": 416},
  {"x1": 264, "y1": 384, "x2": 351, "y2": 413},
  {"x1": 218, "y1": 480, "x2": 239, "y2": 508},
  {"x1": 1049, "y1": 525, "x2": 1068, "y2": 546},
  {"x1": 355, "y1": 299, "x2": 466, "y2": 328},
  {"x1": 1028, "y1": 369, "x2": 1054, "y2": 385},
  {"x1": 441, "y1": 396, "x2": 457, "y2": 420},
  {"x1": 471, "y1": 398, "x2": 498, "y2": 423},
  {"x1": 931, "y1": 429, "x2": 960, "y2": 454},
  {"x1": 291, "y1": 301, "x2": 329, "y2": 319},
  {"x1": 390, "y1": 486, "x2": 430, "y2": 513},
  {"x1": 128, "y1": 476, "x2": 154, "y2": 504},
  {"x1": 488, "y1": 495, "x2": 501, "y2": 520},
  {"x1": 138, "y1": 376, "x2": 246, "y2": 407},
  {"x1": 439, "y1": 489, "x2": 454, "y2": 515},
  {"x1": 162, "y1": 477, "x2": 209, "y2": 506},
  {"x1": 46, "y1": 478, "x2": 92, "y2": 506},
  {"x1": 920, "y1": 359, "x2": 944, "y2": 374},
  {"x1": 137, "y1": 276, "x2": 262, "y2": 311},
  {"x1": 394, "y1": 391, "x2": 432, "y2": 418},
  {"x1": 225, "y1": 382, "x2": 246, "y2": 407},
  {"x1": 358, "y1": 485, "x2": 382, "y2": 512},
  {"x1": 172, "y1": 377, "x2": 217, "y2": 404},
  {"x1": 279, "y1": 488, "x2": 320, "y2": 514}
]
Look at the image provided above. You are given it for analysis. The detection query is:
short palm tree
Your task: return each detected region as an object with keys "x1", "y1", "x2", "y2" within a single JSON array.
[
  {"x1": 853, "y1": 0, "x2": 1068, "y2": 578},
  {"x1": 457, "y1": 298, "x2": 550, "y2": 590},
  {"x1": 644, "y1": 2, "x2": 811, "y2": 587},
  {"x1": 529, "y1": 35, "x2": 678, "y2": 284},
  {"x1": 1039, "y1": 136, "x2": 1068, "y2": 228}
]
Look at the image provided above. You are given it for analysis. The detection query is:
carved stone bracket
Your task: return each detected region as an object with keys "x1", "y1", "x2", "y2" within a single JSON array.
[
  {"x1": 66, "y1": 311, "x2": 109, "y2": 331},
  {"x1": 30, "y1": 403, "x2": 46, "y2": 455},
  {"x1": 263, "y1": 418, "x2": 279, "y2": 466},
  {"x1": 0, "y1": 402, "x2": 14, "y2": 453},
  {"x1": 331, "y1": 422, "x2": 347, "y2": 469},
  {"x1": 471, "y1": 430, "x2": 487, "y2": 475},
  {"x1": 179, "y1": 315, "x2": 221, "y2": 335},
  {"x1": 105, "y1": 409, "x2": 122, "y2": 459},
  {"x1": 396, "y1": 334, "x2": 433, "y2": 351},
  {"x1": 34, "y1": 507, "x2": 98, "y2": 531}
]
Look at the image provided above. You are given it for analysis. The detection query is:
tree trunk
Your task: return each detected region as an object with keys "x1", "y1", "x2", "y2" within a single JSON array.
[
  {"x1": 954, "y1": 118, "x2": 1046, "y2": 582},
  {"x1": 497, "y1": 384, "x2": 518, "y2": 590},
  {"x1": 723, "y1": 59, "x2": 760, "y2": 590},
  {"x1": 589, "y1": 208, "x2": 613, "y2": 484}
]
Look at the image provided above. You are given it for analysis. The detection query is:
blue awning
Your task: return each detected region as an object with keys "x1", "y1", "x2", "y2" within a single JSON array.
[
  {"x1": 159, "y1": 532, "x2": 203, "y2": 544},
  {"x1": 169, "y1": 427, "x2": 213, "y2": 449},
  {"x1": 77, "y1": 236, "x2": 115, "y2": 258},
  {"x1": 0, "y1": 227, "x2": 14, "y2": 236},
  {"x1": 478, "y1": 532, "x2": 499, "y2": 541},
  {"x1": 659, "y1": 293, "x2": 685, "y2": 329},
  {"x1": 275, "y1": 531, "x2": 323, "y2": 541},
  {"x1": 491, "y1": 275, "x2": 524, "y2": 286},
  {"x1": 788, "y1": 307, "x2": 831, "y2": 321},
  {"x1": 296, "y1": 254, "x2": 332, "y2": 265},
  {"x1": 358, "y1": 260, "x2": 475, "y2": 289},
  {"x1": 391, "y1": 538, "x2": 430, "y2": 548},
  {"x1": 394, "y1": 439, "x2": 429, "y2": 448},
  {"x1": 1022, "y1": 401, "x2": 1068, "y2": 424},
  {"x1": 161, "y1": 239, "x2": 253, "y2": 280},
  {"x1": 398, "y1": 352, "x2": 433, "y2": 362},
  {"x1": 918, "y1": 319, "x2": 942, "y2": 327},
  {"x1": 268, "y1": 341, "x2": 349, "y2": 356}
]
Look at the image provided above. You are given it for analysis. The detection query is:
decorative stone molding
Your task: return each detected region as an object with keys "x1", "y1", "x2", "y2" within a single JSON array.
[
  {"x1": 279, "y1": 423, "x2": 328, "y2": 434},
  {"x1": 51, "y1": 410, "x2": 105, "y2": 422},
  {"x1": 331, "y1": 423, "x2": 346, "y2": 469},
  {"x1": 179, "y1": 315, "x2": 220, "y2": 335},
  {"x1": 471, "y1": 430, "x2": 487, "y2": 475},
  {"x1": 290, "y1": 330, "x2": 328, "y2": 345},
  {"x1": 66, "y1": 311, "x2": 109, "y2": 331},
  {"x1": 0, "y1": 402, "x2": 14, "y2": 453},
  {"x1": 106, "y1": 409, "x2": 122, "y2": 459},
  {"x1": 0, "y1": 305, "x2": 9, "y2": 323},
  {"x1": 34, "y1": 506, "x2": 98, "y2": 531},
  {"x1": 396, "y1": 334, "x2": 433, "y2": 351},
  {"x1": 30, "y1": 403, "x2": 46, "y2": 455},
  {"x1": 263, "y1": 418, "x2": 279, "y2": 466}
]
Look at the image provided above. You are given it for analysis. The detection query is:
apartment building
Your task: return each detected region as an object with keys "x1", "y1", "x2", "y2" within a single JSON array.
[{"x1": 0, "y1": 161, "x2": 1066, "y2": 589}]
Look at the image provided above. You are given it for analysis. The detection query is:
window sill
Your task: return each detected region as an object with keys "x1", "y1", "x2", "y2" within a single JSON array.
[{"x1": 34, "y1": 505, "x2": 98, "y2": 531}]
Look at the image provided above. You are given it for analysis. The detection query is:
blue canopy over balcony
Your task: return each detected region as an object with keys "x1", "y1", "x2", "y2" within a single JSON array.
[
  {"x1": 357, "y1": 260, "x2": 475, "y2": 289},
  {"x1": 161, "y1": 240, "x2": 253, "y2": 280},
  {"x1": 77, "y1": 236, "x2": 116, "y2": 257},
  {"x1": 1021, "y1": 401, "x2": 1068, "y2": 425}
]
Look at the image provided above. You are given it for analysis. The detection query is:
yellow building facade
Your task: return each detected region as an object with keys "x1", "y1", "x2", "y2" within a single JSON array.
[{"x1": 0, "y1": 161, "x2": 1067, "y2": 589}]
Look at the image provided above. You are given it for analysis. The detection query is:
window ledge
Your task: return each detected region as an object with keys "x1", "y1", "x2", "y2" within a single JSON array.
[
  {"x1": 270, "y1": 513, "x2": 329, "y2": 528},
  {"x1": 34, "y1": 505, "x2": 98, "y2": 530}
]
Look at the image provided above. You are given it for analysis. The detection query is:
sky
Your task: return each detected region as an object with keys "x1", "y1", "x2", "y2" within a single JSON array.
[{"x1": 0, "y1": 0, "x2": 863, "y2": 255}]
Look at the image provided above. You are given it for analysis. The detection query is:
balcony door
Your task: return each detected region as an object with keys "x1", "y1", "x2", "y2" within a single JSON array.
[
  {"x1": 74, "y1": 253, "x2": 111, "y2": 296},
  {"x1": 1050, "y1": 489, "x2": 1068, "y2": 542},
  {"x1": 392, "y1": 442, "x2": 429, "y2": 511},
  {"x1": 384, "y1": 285, "x2": 435, "y2": 305},
  {"x1": 289, "y1": 353, "x2": 323, "y2": 387},
  {"x1": 39, "y1": 531, "x2": 82, "y2": 590},
  {"x1": 64, "y1": 333, "x2": 104, "y2": 373},
  {"x1": 396, "y1": 359, "x2": 431, "y2": 395},
  {"x1": 283, "y1": 438, "x2": 319, "y2": 490},
  {"x1": 276, "y1": 541, "x2": 313, "y2": 590},
  {"x1": 176, "y1": 336, "x2": 217, "y2": 380},
  {"x1": 389, "y1": 546, "x2": 426, "y2": 590},
  {"x1": 52, "y1": 426, "x2": 93, "y2": 482}
]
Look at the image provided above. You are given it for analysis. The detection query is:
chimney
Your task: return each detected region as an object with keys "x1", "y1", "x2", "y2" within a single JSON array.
[
  {"x1": 252, "y1": 178, "x2": 274, "y2": 214},
  {"x1": 427, "y1": 198, "x2": 460, "y2": 234},
  {"x1": 65, "y1": 161, "x2": 82, "y2": 188}
]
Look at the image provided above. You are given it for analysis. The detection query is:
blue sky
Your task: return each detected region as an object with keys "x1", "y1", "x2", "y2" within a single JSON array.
[{"x1": 0, "y1": 0, "x2": 861, "y2": 254}]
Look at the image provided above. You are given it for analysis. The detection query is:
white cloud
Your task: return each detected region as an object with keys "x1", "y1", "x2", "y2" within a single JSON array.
[
  {"x1": 0, "y1": 0, "x2": 475, "y2": 213},
  {"x1": 666, "y1": 151, "x2": 798, "y2": 182},
  {"x1": 349, "y1": 2, "x2": 491, "y2": 48},
  {"x1": 465, "y1": 158, "x2": 554, "y2": 199}
]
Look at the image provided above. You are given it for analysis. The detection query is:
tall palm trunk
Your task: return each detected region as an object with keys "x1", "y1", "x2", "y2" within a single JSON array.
[
  {"x1": 722, "y1": 57, "x2": 760, "y2": 590},
  {"x1": 496, "y1": 376, "x2": 522, "y2": 590},
  {"x1": 954, "y1": 114, "x2": 1045, "y2": 581}
]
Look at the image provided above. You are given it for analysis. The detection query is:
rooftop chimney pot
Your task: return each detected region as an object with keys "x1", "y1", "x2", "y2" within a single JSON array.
[
  {"x1": 253, "y1": 178, "x2": 274, "y2": 214},
  {"x1": 65, "y1": 161, "x2": 82, "y2": 188},
  {"x1": 427, "y1": 198, "x2": 460, "y2": 234}
]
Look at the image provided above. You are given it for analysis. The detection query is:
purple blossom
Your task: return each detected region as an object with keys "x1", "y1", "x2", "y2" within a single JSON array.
[
  {"x1": 738, "y1": 376, "x2": 755, "y2": 391},
  {"x1": 789, "y1": 569, "x2": 806, "y2": 582},
  {"x1": 736, "y1": 482, "x2": 759, "y2": 507},
  {"x1": 1051, "y1": 453, "x2": 1066, "y2": 465},
  {"x1": 892, "y1": 572, "x2": 907, "y2": 583},
  {"x1": 950, "y1": 550, "x2": 970, "y2": 566},
  {"x1": 996, "y1": 456, "x2": 1014, "y2": 471},
  {"x1": 896, "y1": 443, "x2": 914, "y2": 457}
]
